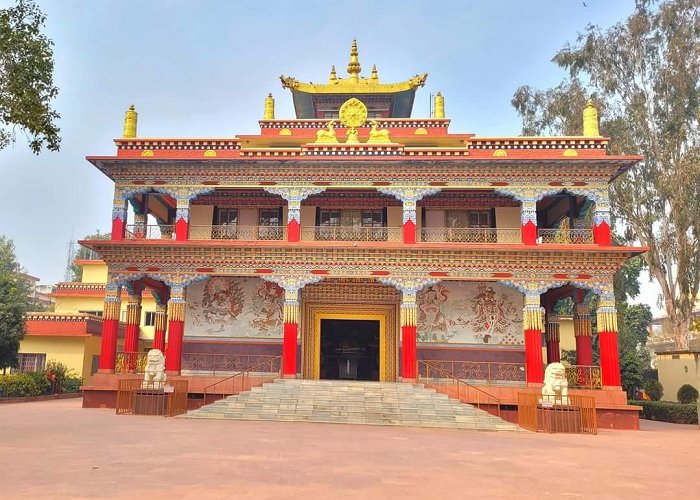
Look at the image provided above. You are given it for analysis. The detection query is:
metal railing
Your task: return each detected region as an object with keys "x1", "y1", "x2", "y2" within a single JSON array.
[
  {"x1": 125, "y1": 224, "x2": 173, "y2": 240},
  {"x1": 181, "y1": 353, "x2": 281, "y2": 377},
  {"x1": 538, "y1": 228, "x2": 594, "y2": 244},
  {"x1": 517, "y1": 393, "x2": 597, "y2": 434},
  {"x1": 202, "y1": 356, "x2": 281, "y2": 405},
  {"x1": 417, "y1": 360, "x2": 502, "y2": 417},
  {"x1": 115, "y1": 352, "x2": 149, "y2": 374},
  {"x1": 189, "y1": 225, "x2": 284, "y2": 241},
  {"x1": 116, "y1": 378, "x2": 189, "y2": 417},
  {"x1": 418, "y1": 360, "x2": 526, "y2": 384},
  {"x1": 301, "y1": 226, "x2": 403, "y2": 242},
  {"x1": 420, "y1": 227, "x2": 521, "y2": 244},
  {"x1": 565, "y1": 365, "x2": 602, "y2": 389}
]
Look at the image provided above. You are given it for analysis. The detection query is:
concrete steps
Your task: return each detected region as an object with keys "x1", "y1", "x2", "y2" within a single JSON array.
[{"x1": 185, "y1": 379, "x2": 522, "y2": 431}]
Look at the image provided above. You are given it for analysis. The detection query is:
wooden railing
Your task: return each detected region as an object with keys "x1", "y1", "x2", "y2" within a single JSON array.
[
  {"x1": 517, "y1": 393, "x2": 597, "y2": 434},
  {"x1": 420, "y1": 227, "x2": 521, "y2": 244},
  {"x1": 417, "y1": 360, "x2": 502, "y2": 417}
]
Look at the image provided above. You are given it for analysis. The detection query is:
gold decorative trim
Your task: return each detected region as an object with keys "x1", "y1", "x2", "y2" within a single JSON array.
[
  {"x1": 203, "y1": 149, "x2": 217, "y2": 157},
  {"x1": 141, "y1": 149, "x2": 154, "y2": 157}
]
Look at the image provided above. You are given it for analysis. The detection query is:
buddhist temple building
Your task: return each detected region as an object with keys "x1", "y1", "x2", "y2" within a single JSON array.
[{"x1": 81, "y1": 42, "x2": 645, "y2": 428}]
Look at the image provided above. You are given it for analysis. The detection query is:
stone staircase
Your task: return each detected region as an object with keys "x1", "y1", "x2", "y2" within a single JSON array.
[{"x1": 185, "y1": 379, "x2": 522, "y2": 431}]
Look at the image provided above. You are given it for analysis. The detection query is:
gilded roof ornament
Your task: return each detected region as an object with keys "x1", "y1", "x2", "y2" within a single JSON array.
[{"x1": 279, "y1": 40, "x2": 428, "y2": 95}]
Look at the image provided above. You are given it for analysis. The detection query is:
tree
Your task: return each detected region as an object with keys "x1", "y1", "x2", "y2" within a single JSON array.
[
  {"x1": 620, "y1": 352, "x2": 644, "y2": 399},
  {"x1": 70, "y1": 231, "x2": 109, "y2": 282},
  {"x1": 0, "y1": 0, "x2": 60, "y2": 153},
  {"x1": 512, "y1": 0, "x2": 700, "y2": 350},
  {"x1": 0, "y1": 236, "x2": 32, "y2": 372}
]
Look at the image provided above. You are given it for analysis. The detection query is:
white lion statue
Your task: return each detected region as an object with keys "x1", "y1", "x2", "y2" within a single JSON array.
[
  {"x1": 541, "y1": 362, "x2": 569, "y2": 405},
  {"x1": 142, "y1": 349, "x2": 167, "y2": 389}
]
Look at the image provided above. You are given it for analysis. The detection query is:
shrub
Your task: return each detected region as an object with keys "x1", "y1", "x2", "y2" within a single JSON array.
[
  {"x1": 0, "y1": 374, "x2": 43, "y2": 398},
  {"x1": 26, "y1": 370, "x2": 52, "y2": 395},
  {"x1": 44, "y1": 360, "x2": 77, "y2": 394},
  {"x1": 632, "y1": 400, "x2": 698, "y2": 424},
  {"x1": 61, "y1": 376, "x2": 82, "y2": 394},
  {"x1": 643, "y1": 379, "x2": 663, "y2": 401},
  {"x1": 677, "y1": 384, "x2": 699, "y2": 404}
]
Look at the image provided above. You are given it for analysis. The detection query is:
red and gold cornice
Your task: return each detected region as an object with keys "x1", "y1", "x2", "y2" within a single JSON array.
[{"x1": 82, "y1": 239, "x2": 645, "y2": 285}]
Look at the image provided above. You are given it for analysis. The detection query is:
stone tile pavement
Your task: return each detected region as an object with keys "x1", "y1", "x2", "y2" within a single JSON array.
[{"x1": 0, "y1": 398, "x2": 696, "y2": 499}]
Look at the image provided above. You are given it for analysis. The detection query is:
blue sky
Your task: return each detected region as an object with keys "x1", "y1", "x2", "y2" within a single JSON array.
[{"x1": 2, "y1": 0, "x2": 658, "y2": 306}]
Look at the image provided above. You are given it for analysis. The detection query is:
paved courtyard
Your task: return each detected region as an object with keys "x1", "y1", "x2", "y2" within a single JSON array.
[{"x1": 0, "y1": 398, "x2": 696, "y2": 499}]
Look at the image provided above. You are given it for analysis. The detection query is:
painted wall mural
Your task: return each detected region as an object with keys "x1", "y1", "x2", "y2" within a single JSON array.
[
  {"x1": 185, "y1": 277, "x2": 283, "y2": 338},
  {"x1": 417, "y1": 281, "x2": 523, "y2": 344}
]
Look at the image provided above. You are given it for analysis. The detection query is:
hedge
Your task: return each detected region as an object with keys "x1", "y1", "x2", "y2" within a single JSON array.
[
  {"x1": 0, "y1": 374, "x2": 44, "y2": 398},
  {"x1": 631, "y1": 400, "x2": 698, "y2": 424}
]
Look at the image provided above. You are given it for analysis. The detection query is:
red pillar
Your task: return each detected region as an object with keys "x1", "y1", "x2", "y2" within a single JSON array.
[
  {"x1": 175, "y1": 217, "x2": 189, "y2": 241},
  {"x1": 287, "y1": 218, "x2": 300, "y2": 243},
  {"x1": 521, "y1": 201, "x2": 538, "y2": 245},
  {"x1": 524, "y1": 297, "x2": 544, "y2": 384},
  {"x1": 598, "y1": 301, "x2": 621, "y2": 386},
  {"x1": 123, "y1": 295, "x2": 141, "y2": 370},
  {"x1": 401, "y1": 325, "x2": 417, "y2": 379},
  {"x1": 282, "y1": 322, "x2": 298, "y2": 376},
  {"x1": 402, "y1": 219, "x2": 416, "y2": 244},
  {"x1": 545, "y1": 315, "x2": 560, "y2": 364},
  {"x1": 574, "y1": 303, "x2": 593, "y2": 365},
  {"x1": 165, "y1": 319, "x2": 184, "y2": 372},
  {"x1": 524, "y1": 329, "x2": 544, "y2": 383},
  {"x1": 164, "y1": 296, "x2": 186, "y2": 373},
  {"x1": 98, "y1": 290, "x2": 121, "y2": 371},
  {"x1": 593, "y1": 220, "x2": 612, "y2": 246},
  {"x1": 522, "y1": 221, "x2": 537, "y2": 245},
  {"x1": 153, "y1": 308, "x2": 167, "y2": 352},
  {"x1": 111, "y1": 202, "x2": 126, "y2": 240}
]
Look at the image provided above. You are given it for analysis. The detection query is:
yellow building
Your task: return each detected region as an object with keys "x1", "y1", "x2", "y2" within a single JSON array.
[{"x1": 20, "y1": 259, "x2": 156, "y2": 384}]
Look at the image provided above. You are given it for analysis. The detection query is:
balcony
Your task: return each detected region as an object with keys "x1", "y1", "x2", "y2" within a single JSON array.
[
  {"x1": 538, "y1": 228, "x2": 594, "y2": 245},
  {"x1": 420, "y1": 227, "x2": 521, "y2": 244},
  {"x1": 301, "y1": 226, "x2": 403, "y2": 242},
  {"x1": 125, "y1": 225, "x2": 173, "y2": 240},
  {"x1": 190, "y1": 225, "x2": 285, "y2": 241}
]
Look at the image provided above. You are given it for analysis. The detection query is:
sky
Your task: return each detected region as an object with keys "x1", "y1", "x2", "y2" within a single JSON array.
[{"x1": 0, "y1": 0, "x2": 661, "y2": 310}]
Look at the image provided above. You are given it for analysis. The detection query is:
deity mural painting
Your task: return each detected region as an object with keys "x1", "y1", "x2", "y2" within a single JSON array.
[
  {"x1": 185, "y1": 277, "x2": 284, "y2": 338},
  {"x1": 417, "y1": 281, "x2": 523, "y2": 344}
]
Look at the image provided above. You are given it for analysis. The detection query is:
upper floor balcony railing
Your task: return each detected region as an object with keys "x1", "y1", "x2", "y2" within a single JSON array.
[
  {"x1": 125, "y1": 225, "x2": 173, "y2": 240},
  {"x1": 538, "y1": 228, "x2": 594, "y2": 245},
  {"x1": 190, "y1": 225, "x2": 285, "y2": 241},
  {"x1": 420, "y1": 227, "x2": 521, "y2": 244},
  {"x1": 301, "y1": 226, "x2": 403, "y2": 242}
]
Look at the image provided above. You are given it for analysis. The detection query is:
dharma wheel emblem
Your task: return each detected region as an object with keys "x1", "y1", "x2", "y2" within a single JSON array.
[{"x1": 339, "y1": 98, "x2": 368, "y2": 128}]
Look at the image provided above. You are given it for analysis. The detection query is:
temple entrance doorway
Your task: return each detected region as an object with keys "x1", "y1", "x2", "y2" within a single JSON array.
[{"x1": 319, "y1": 319, "x2": 380, "y2": 381}]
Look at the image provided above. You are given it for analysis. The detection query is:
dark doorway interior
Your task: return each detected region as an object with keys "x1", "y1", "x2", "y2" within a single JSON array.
[{"x1": 320, "y1": 319, "x2": 380, "y2": 381}]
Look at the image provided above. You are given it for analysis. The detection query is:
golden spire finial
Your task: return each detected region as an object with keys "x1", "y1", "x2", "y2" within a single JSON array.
[
  {"x1": 583, "y1": 99, "x2": 600, "y2": 136},
  {"x1": 264, "y1": 93, "x2": 275, "y2": 120},
  {"x1": 370, "y1": 64, "x2": 378, "y2": 81},
  {"x1": 434, "y1": 92, "x2": 445, "y2": 118},
  {"x1": 123, "y1": 104, "x2": 137, "y2": 138},
  {"x1": 329, "y1": 65, "x2": 338, "y2": 83},
  {"x1": 347, "y1": 39, "x2": 361, "y2": 83}
]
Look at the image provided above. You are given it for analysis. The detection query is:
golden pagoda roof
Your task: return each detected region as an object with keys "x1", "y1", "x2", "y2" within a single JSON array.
[{"x1": 280, "y1": 40, "x2": 427, "y2": 95}]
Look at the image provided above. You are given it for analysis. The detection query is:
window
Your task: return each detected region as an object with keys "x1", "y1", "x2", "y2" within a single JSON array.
[
  {"x1": 317, "y1": 209, "x2": 386, "y2": 240},
  {"x1": 259, "y1": 208, "x2": 281, "y2": 226},
  {"x1": 144, "y1": 311, "x2": 156, "y2": 326},
  {"x1": 17, "y1": 353, "x2": 46, "y2": 372},
  {"x1": 446, "y1": 210, "x2": 491, "y2": 228},
  {"x1": 213, "y1": 207, "x2": 238, "y2": 239},
  {"x1": 258, "y1": 208, "x2": 283, "y2": 239},
  {"x1": 91, "y1": 355, "x2": 100, "y2": 375}
]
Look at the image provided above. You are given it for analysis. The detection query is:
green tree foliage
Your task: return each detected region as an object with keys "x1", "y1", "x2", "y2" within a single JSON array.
[
  {"x1": 512, "y1": 0, "x2": 700, "y2": 350},
  {"x1": 620, "y1": 352, "x2": 644, "y2": 399},
  {"x1": 0, "y1": 0, "x2": 60, "y2": 153},
  {"x1": 70, "y1": 231, "x2": 109, "y2": 282},
  {"x1": 644, "y1": 379, "x2": 664, "y2": 401},
  {"x1": 0, "y1": 236, "x2": 32, "y2": 372},
  {"x1": 677, "y1": 384, "x2": 699, "y2": 404}
]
